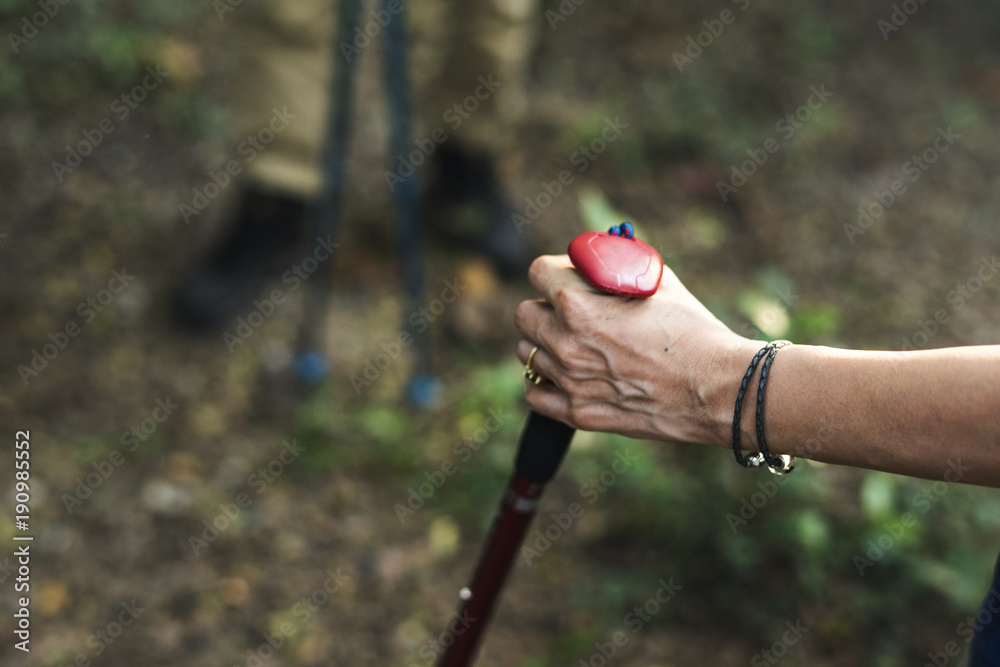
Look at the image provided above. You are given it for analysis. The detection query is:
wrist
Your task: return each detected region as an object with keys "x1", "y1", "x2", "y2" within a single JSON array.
[
  {"x1": 690, "y1": 336, "x2": 768, "y2": 450},
  {"x1": 724, "y1": 341, "x2": 813, "y2": 459}
]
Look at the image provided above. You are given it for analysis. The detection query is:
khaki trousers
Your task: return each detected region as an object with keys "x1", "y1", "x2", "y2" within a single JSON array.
[{"x1": 229, "y1": 0, "x2": 539, "y2": 198}]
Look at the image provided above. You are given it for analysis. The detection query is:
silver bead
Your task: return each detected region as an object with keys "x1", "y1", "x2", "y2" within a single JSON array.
[{"x1": 768, "y1": 455, "x2": 796, "y2": 475}]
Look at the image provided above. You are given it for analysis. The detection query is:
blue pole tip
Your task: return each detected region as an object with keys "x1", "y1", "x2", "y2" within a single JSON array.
[
  {"x1": 407, "y1": 374, "x2": 442, "y2": 407},
  {"x1": 295, "y1": 351, "x2": 329, "y2": 384}
]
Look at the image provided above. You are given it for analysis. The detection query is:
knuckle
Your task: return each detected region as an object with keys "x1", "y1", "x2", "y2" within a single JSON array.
[
  {"x1": 552, "y1": 372, "x2": 575, "y2": 395},
  {"x1": 547, "y1": 337, "x2": 570, "y2": 365},
  {"x1": 528, "y1": 255, "x2": 549, "y2": 284},
  {"x1": 552, "y1": 288, "x2": 592, "y2": 327},
  {"x1": 566, "y1": 403, "x2": 593, "y2": 431},
  {"x1": 550, "y1": 336, "x2": 584, "y2": 368},
  {"x1": 551, "y1": 286, "x2": 576, "y2": 312}
]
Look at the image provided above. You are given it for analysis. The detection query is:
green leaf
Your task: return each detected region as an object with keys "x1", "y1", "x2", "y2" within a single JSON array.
[
  {"x1": 860, "y1": 473, "x2": 896, "y2": 518},
  {"x1": 736, "y1": 289, "x2": 790, "y2": 338},
  {"x1": 795, "y1": 510, "x2": 831, "y2": 550}
]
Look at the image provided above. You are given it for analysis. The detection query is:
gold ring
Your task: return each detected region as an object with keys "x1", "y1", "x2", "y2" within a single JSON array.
[{"x1": 523, "y1": 345, "x2": 544, "y2": 385}]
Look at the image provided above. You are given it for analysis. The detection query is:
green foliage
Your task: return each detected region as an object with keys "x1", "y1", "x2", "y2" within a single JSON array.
[
  {"x1": 789, "y1": 304, "x2": 841, "y2": 342},
  {"x1": 292, "y1": 384, "x2": 423, "y2": 475}
]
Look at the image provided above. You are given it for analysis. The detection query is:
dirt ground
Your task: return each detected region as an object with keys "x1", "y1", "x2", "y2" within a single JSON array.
[{"x1": 3, "y1": 1, "x2": 1000, "y2": 666}]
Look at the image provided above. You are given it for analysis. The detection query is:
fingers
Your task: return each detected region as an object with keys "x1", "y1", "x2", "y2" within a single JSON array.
[
  {"x1": 514, "y1": 298, "x2": 558, "y2": 348},
  {"x1": 516, "y1": 333, "x2": 574, "y2": 422},
  {"x1": 522, "y1": 376, "x2": 617, "y2": 434},
  {"x1": 524, "y1": 381, "x2": 572, "y2": 424},
  {"x1": 517, "y1": 338, "x2": 563, "y2": 387},
  {"x1": 527, "y1": 254, "x2": 596, "y2": 304},
  {"x1": 515, "y1": 338, "x2": 535, "y2": 364}
]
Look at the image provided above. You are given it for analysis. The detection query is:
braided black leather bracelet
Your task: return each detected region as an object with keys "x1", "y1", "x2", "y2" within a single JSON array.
[
  {"x1": 731, "y1": 344, "x2": 771, "y2": 469},
  {"x1": 755, "y1": 340, "x2": 795, "y2": 474},
  {"x1": 732, "y1": 340, "x2": 796, "y2": 474}
]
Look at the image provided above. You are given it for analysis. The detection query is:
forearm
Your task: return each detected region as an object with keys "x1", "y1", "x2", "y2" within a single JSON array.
[{"x1": 710, "y1": 344, "x2": 1000, "y2": 487}]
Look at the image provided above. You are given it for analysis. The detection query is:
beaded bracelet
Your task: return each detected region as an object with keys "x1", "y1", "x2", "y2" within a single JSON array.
[{"x1": 731, "y1": 340, "x2": 796, "y2": 475}]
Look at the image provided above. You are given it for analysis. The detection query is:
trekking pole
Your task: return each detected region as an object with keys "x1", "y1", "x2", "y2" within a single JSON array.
[
  {"x1": 437, "y1": 411, "x2": 574, "y2": 666},
  {"x1": 297, "y1": 0, "x2": 437, "y2": 404},
  {"x1": 437, "y1": 223, "x2": 664, "y2": 666},
  {"x1": 294, "y1": 0, "x2": 365, "y2": 383},
  {"x1": 380, "y1": 0, "x2": 437, "y2": 406}
]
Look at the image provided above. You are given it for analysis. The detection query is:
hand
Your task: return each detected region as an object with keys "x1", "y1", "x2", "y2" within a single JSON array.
[{"x1": 514, "y1": 254, "x2": 760, "y2": 446}]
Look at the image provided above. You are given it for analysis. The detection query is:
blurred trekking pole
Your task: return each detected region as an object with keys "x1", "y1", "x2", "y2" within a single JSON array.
[{"x1": 296, "y1": 0, "x2": 433, "y2": 404}]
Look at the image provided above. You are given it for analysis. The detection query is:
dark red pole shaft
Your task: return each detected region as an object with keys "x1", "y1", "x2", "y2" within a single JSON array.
[
  {"x1": 436, "y1": 474, "x2": 543, "y2": 666},
  {"x1": 437, "y1": 412, "x2": 575, "y2": 666}
]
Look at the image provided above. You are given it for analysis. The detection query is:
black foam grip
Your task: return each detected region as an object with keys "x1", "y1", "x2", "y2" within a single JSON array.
[{"x1": 514, "y1": 412, "x2": 576, "y2": 484}]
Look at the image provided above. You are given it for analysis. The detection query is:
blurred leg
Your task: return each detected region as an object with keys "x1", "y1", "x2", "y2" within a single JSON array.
[
  {"x1": 173, "y1": 0, "x2": 333, "y2": 327},
  {"x1": 437, "y1": 0, "x2": 539, "y2": 154},
  {"x1": 428, "y1": 0, "x2": 541, "y2": 278},
  {"x1": 228, "y1": 0, "x2": 335, "y2": 199}
]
